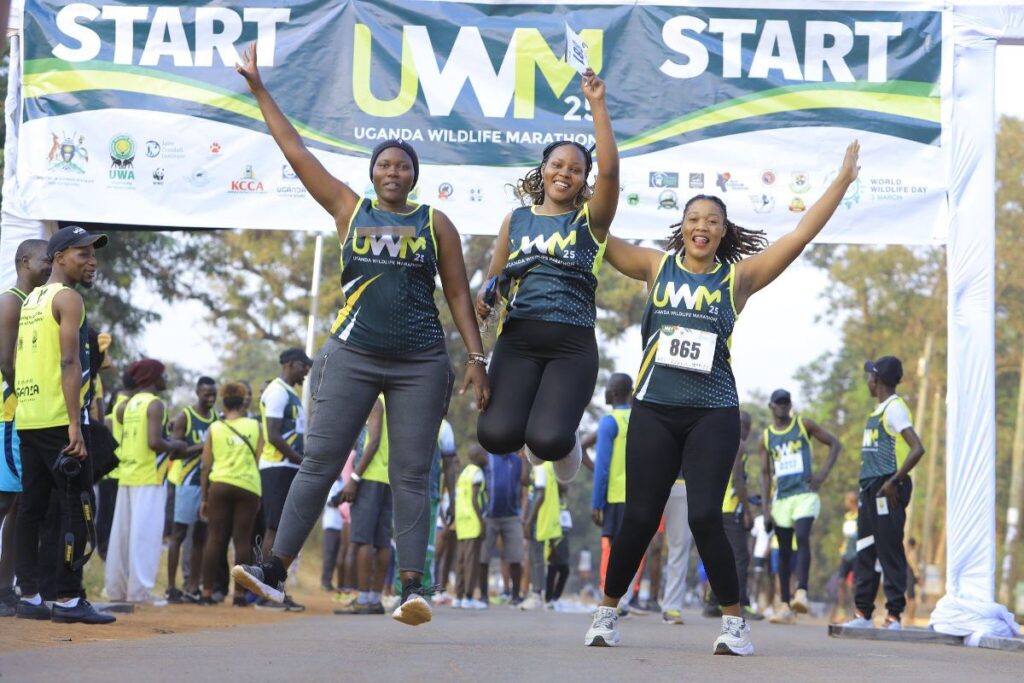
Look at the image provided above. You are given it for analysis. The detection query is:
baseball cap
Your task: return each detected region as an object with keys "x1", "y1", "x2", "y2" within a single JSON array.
[
  {"x1": 279, "y1": 347, "x2": 313, "y2": 366},
  {"x1": 864, "y1": 356, "x2": 903, "y2": 386},
  {"x1": 47, "y1": 225, "x2": 108, "y2": 258},
  {"x1": 770, "y1": 389, "x2": 791, "y2": 404}
]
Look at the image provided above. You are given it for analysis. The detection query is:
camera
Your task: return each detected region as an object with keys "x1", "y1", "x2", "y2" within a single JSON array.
[{"x1": 53, "y1": 454, "x2": 82, "y2": 478}]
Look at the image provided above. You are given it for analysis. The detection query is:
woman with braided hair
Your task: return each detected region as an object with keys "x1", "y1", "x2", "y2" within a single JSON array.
[
  {"x1": 584, "y1": 141, "x2": 861, "y2": 656},
  {"x1": 476, "y1": 68, "x2": 618, "y2": 485}
]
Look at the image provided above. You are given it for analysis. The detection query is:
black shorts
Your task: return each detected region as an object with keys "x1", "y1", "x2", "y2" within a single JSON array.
[
  {"x1": 350, "y1": 480, "x2": 393, "y2": 548},
  {"x1": 260, "y1": 467, "x2": 298, "y2": 530},
  {"x1": 602, "y1": 502, "x2": 626, "y2": 538}
]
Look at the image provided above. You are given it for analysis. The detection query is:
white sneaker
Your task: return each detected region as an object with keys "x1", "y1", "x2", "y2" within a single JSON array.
[
  {"x1": 451, "y1": 598, "x2": 463, "y2": 609},
  {"x1": 468, "y1": 598, "x2": 488, "y2": 610},
  {"x1": 768, "y1": 605, "x2": 796, "y2": 624},
  {"x1": 585, "y1": 606, "x2": 620, "y2": 647},
  {"x1": 519, "y1": 593, "x2": 544, "y2": 610},
  {"x1": 884, "y1": 617, "x2": 902, "y2": 630},
  {"x1": 843, "y1": 615, "x2": 874, "y2": 628},
  {"x1": 713, "y1": 616, "x2": 754, "y2": 656},
  {"x1": 553, "y1": 434, "x2": 583, "y2": 484},
  {"x1": 791, "y1": 589, "x2": 809, "y2": 614}
]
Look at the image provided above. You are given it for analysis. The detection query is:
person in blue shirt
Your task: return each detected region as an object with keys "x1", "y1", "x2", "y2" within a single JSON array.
[
  {"x1": 479, "y1": 449, "x2": 529, "y2": 605},
  {"x1": 590, "y1": 374, "x2": 632, "y2": 591}
]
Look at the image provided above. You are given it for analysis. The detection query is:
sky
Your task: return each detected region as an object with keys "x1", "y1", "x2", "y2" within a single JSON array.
[{"x1": 139, "y1": 45, "x2": 1024, "y2": 406}]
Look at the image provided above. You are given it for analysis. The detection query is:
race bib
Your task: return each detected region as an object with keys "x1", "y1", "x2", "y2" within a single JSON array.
[
  {"x1": 876, "y1": 496, "x2": 889, "y2": 516},
  {"x1": 655, "y1": 325, "x2": 716, "y2": 374},
  {"x1": 774, "y1": 446, "x2": 805, "y2": 478}
]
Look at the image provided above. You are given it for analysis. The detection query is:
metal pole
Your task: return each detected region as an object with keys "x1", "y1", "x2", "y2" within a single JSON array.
[{"x1": 302, "y1": 232, "x2": 324, "y2": 415}]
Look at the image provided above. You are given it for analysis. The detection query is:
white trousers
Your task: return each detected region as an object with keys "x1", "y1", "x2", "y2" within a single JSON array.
[
  {"x1": 662, "y1": 481, "x2": 693, "y2": 613},
  {"x1": 104, "y1": 484, "x2": 167, "y2": 602}
]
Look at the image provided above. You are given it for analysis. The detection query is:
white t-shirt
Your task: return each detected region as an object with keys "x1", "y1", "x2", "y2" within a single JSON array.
[
  {"x1": 259, "y1": 379, "x2": 305, "y2": 470},
  {"x1": 322, "y1": 479, "x2": 345, "y2": 530},
  {"x1": 882, "y1": 396, "x2": 913, "y2": 433}
]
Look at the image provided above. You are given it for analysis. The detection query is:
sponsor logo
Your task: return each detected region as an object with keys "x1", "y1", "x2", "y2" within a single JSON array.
[
  {"x1": 649, "y1": 171, "x2": 679, "y2": 189},
  {"x1": 658, "y1": 189, "x2": 678, "y2": 210},
  {"x1": 108, "y1": 134, "x2": 136, "y2": 182},
  {"x1": 825, "y1": 171, "x2": 861, "y2": 209},
  {"x1": 144, "y1": 139, "x2": 185, "y2": 160},
  {"x1": 438, "y1": 182, "x2": 454, "y2": 200},
  {"x1": 749, "y1": 194, "x2": 775, "y2": 214},
  {"x1": 688, "y1": 173, "x2": 704, "y2": 189},
  {"x1": 230, "y1": 165, "x2": 264, "y2": 192},
  {"x1": 47, "y1": 132, "x2": 88, "y2": 174},
  {"x1": 186, "y1": 168, "x2": 211, "y2": 187},
  {"x1": 469, "y1": 188, "x2": 482, "y2": 202},
  {"x1": 145, "y1": 140, "x2": 161, "y2": 158},
  {"x1": 281, "y1": 164, "x2": 298, "y2": 180},
  {"x1": 789, "y1": 171, "x2": 810, "y2": 194},
  {"x1": 761, "y1": 170, "x2": 777, "y2": 186},
  {"x1": 716, "y1": 172, "x2": 748, "y2": 193},
  {"x1": 209, "y1": 142, "x2": 222, "y2": 156},
  {"x1": 627, "y1": 193, "x2": 640, "y2": 206},
  {"x1": 276, "y1": 164, "x2": 307, "y2": 197},
  {"x1": 152, "y1": 168, "x2": 165, "y2": 185},
  {"x1": 788, "y1": 197, "x2": 806, "y2": 212}
]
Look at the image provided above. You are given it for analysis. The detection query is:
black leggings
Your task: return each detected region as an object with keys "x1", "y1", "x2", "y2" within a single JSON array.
[
  {"x1": 605, "y1": 401, "x2": 740, "y2": 606},
  {"x1": 477, "y1": 318, "x2": 597, "y2": 460},
  {"x1": 776, "y1": 517, "x2": 814, "y2": 603}
]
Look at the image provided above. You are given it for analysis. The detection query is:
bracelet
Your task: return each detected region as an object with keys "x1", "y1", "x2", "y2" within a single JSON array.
[
  {"x1": 349, "y1": 472, "x2": 361, "y2": 483},
  {"x1": 467, "y1": 353, "x2": 487, "y2": 366}
]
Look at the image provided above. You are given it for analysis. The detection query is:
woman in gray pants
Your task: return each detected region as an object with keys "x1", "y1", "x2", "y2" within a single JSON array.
[{"x1": 231, "y1": 43, "x2": 490, "y2": 627}]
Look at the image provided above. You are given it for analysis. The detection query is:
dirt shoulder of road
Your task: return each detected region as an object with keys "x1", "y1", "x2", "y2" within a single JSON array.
[{"x1": 0, "y1": 589, "x2": 344, "y2": 655}]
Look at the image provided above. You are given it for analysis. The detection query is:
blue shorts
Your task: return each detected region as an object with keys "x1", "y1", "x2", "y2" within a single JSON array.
[
  {"x1": 0, "y1": 421, "x2": 21, "y2": 493},
  {"x1": 173, "y1": 484, "x2": 202, "y2": 525}
]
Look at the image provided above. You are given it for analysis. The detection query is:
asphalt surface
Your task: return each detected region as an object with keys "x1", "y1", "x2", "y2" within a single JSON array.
[{"x1": 2, "y1": 606, "x2": 1021, "y2": 682}]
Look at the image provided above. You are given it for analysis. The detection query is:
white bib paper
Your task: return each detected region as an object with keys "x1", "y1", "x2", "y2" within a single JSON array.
[
  {"x1": 774, "y1": 445, "x2": 805, "y2": 477},
  {"x1": 655, "y1": 325, "x2": 716, "y2": 374},
  {"x1": 565, "y1": 23, "x2": 589, "y2": 74}
]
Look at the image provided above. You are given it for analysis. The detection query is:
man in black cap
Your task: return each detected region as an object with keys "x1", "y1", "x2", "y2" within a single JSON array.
[
  {"x1": 13, "y1": 226, "x2": 114, "y2": 623},
  {"x1": 842, "y1": 356, "x2": 925, "y2": 630},
  {"x1": 255, "y1": 347, "x2": 312, "y2": 611}
]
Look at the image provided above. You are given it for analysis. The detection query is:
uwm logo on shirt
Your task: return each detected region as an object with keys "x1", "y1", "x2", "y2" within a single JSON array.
[
  {"x1": 652, "y1": 282, "x2": 722, "y2": 312},
  {"x1": 352, "y1": 226, "x2": 428, "y2": 261},
  {"x1": 773, "y1": 439, "x2": 804, "y2": 461},
  {"x1": 862, "y1": 427, "x2": 880, "y2": 448},
  {"x1": 513, "y1": 230, "x2": 577, "y2": 258}
]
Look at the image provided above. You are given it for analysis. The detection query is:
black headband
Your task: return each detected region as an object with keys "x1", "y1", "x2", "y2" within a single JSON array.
[{"x1": 369, "y1": 139, "x2": 420, "y2": 187}]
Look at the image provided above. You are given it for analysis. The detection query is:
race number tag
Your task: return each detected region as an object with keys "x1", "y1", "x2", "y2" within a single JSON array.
[
  {"x1": 876, "y1": 496, "x2": 889, "y2": 516},
  {"x1": 565, "y1": 23, "x2": 590, "y2": 74},
  {"x1": 774, "y1": 446, "x2": 805, "y2": 477},
  {"x1": 655, "y1": 325, "x2": 716, "y2": 374}
]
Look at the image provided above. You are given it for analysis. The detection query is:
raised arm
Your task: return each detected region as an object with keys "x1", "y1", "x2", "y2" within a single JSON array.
[
  {"x1": 581, "y1": 69, "x2": 618, "y2": 239},
  {"x1": 236, "y1": 42, "x2": 359, "y2": 232},
  {"x1": 734, "y1": 141, "x2": 860, "y2": 310},
  {"x1": 605, "y1": 235, "x2": 664, "y2": 286},
  {"x1": 435, "y1": 210, "x2": 489, "y2": 412}
]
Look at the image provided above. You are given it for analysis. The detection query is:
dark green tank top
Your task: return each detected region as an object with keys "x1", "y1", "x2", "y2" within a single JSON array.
[
  {"x1": 179, "y1": 406, "x2": 217, "y2": 487},
  {"x1": 764, "y1": 417, "x2": 813, "y2": 499},
  {"x1": 635, "y1": 255, "x2": 738, "y2": 408},
  {"x1": 330, "y1": 198, "x2": 444, "y2": 355},
  {"x1": 502, "y1": 204, "x2": 604, "y2": 328}
]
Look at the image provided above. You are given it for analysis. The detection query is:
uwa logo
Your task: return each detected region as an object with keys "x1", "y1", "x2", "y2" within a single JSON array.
[
  {"x1": 353, "y1": 24, "x2": 604, "y2": 119},
  {"x1": 352, "y1": 235, "x2": 428, "y2": 260},
  {"x1": 652, "y1": 282, "x2": 721, "y2": 312}
]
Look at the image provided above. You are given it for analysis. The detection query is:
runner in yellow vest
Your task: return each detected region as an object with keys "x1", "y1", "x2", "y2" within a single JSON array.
[
  {"x1": 104, "y1": 359, "x2": 187, "y2": 604},
  {"x1": 199, "y1": 381, "x2": 263, "y2": 606},
  {"x1": 454, "y1": 447, "x2": 487, "y2": 608},
  {"x1": 12, "y1": 226, "x2": 113, "y2": 624},
  {"x1": 0, "y1": 238, "x2": 50, "y2": 617}
]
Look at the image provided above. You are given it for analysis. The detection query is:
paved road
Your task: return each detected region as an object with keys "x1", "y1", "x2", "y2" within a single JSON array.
[{"x1": 2, "y1": 607, "x2": 1020, "y2": 682}]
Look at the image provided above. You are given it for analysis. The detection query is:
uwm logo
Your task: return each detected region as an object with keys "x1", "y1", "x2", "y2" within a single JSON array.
[
  {"x1": 773, "y1": 440, "x2": 803, "y2": 460},
  {"x1": 862, "y1": 428, "x2": 879, "y2": 448},
  {"x1": 352, "y1": 235, "x2": 428, "y2": 260},
  {"x1": 652, "y1": 282, "x2": 721, "y2": 311},
  {"x1": 353, "y1": 24, "x2": 604, "y2": 119},
  {"x1": 516, "y1": 231, "x2": 576, "y2": 257}
]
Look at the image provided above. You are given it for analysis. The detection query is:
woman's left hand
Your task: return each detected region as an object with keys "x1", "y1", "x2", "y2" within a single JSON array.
[
  {"x1": 581, "y1": 68, "x2": 605, "y2": 103},
  {"x1": 460, "y1": 362, "x2": 490, "y2": 413}
]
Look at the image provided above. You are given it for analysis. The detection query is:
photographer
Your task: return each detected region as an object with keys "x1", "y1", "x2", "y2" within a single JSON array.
[{"x1": 13, "y1": 226, "x2": 113, "y2": 624}]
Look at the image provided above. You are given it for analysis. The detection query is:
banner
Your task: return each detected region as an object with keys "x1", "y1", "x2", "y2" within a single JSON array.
[{"x1": 18, "y1": 1, "x2": 947, "y2": 242}]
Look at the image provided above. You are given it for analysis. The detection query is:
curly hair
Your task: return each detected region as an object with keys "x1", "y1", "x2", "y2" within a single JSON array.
[
  {"x1": 666, "y1": 194, "x2": 768, "y2": 264},
  {"x1": 512, "y1": 141, "x2": 593, "y2": 208}
]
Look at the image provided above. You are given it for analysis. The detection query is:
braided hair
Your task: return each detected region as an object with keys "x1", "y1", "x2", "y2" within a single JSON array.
[
  {"x1": 666, "y1": 194, "x2": 768, "y2": 264},
  {"x1": 512, "y1": 141, "x2": 593, "y2": 208}
]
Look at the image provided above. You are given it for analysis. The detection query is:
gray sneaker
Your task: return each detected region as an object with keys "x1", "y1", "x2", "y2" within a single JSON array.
[
  {"x1": 585, "y1": 606, "x2": 621, "y2": 647},
  {"x1": 232, "y1": 563, "x2": 286, "y2": 604},
  {"x1": 713, "y1": 615, "x2": 754, "y2": 656},
  {"x1": 843, "y1": 615, "x2": 875, "y2": 628}
]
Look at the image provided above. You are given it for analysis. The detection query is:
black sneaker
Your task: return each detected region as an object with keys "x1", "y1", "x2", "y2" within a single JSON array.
[
  {"x1": 165, "y1": 588, "x2": 184, "y2": 604},
  {"x1": 392, "y1": 580, "x2": 433, "y2": 626},
  {"x1": 51, "y1": 600, "x2": 116, "y2": 624},
  {"x1": 182, "y1": 590, "x2": 202, "y2": 604},
  {"x1": 232, "y1": 596, "x2": 250, "y2": 608},
  {"x1": 283, "y1": 595, "x2": 305, "y2": 613},
  {"x1": 16, "y1": 600, "x2": 51, "y2": 620},
  {"x1": 254, "y1": 598, "x2": 286, "y2": 611},
  {"x1": 0, "y1": 602, "x2": 14, "y2": 618},
  {"x1": 334, "y1": 599, "x2": 382, "y2": 615},
  {"x1": 196, "y1": 595, "x2": 216, "y2": 606},
  {"x1": 231, "y1": 561, "x2": 286, "y2": 604}
]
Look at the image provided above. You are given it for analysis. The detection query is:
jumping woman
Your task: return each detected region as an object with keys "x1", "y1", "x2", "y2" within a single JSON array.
[
  {"x1": 230, "y1": 43, "x2": 489, "y2": 627},
  {"x1": 476, "y1": 68, "x2": 618, "y2": 484},
  {"x1": 584, "y1": 142, "x2": 861, "y2": 655}
]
